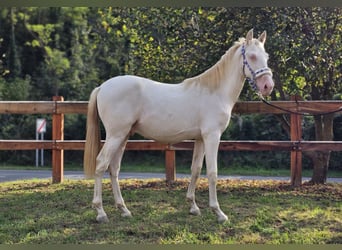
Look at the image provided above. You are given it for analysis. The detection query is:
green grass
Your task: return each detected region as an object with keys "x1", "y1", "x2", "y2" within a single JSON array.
[{"x1": 0, "y1": 179, "x2": 341, "y2": 244}]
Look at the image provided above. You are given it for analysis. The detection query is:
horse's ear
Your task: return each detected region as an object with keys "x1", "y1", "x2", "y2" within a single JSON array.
[
  {"x1": 246, "y1": 29, "x2": 253, "y2": 44},
  {"x1": 258, "y1": 31, "x2": 267, "y2": 44}
]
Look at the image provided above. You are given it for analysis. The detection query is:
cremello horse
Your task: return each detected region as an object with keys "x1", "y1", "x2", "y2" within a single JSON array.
[{"x1": 84, "y1": 29, "x2": 274, "y2": 223}]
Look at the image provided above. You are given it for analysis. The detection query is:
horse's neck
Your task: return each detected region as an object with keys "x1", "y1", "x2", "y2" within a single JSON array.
[
  {"x1": 183, "y1": 44, "x2": 245, "y2": 105},
  {"x1": 215, "y1": 49, "x2": 245, "y2": 105}
]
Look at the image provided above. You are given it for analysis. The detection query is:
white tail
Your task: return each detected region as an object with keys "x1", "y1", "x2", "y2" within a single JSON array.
[{"x1": 83, "y1": 87, "x2": 101, "y2": 178}]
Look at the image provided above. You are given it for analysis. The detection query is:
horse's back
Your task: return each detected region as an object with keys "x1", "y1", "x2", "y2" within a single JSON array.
[
  {"x1": 98, "y1": 75, "x2": 148, "y2": 99},
  {"x1": 97, "y1": 75, "x2": 182, "y2": 111}
]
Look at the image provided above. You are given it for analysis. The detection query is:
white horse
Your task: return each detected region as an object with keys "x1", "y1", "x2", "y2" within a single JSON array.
[{"x1": 84, "y1": 29, "x2": 274, "y2": 223}]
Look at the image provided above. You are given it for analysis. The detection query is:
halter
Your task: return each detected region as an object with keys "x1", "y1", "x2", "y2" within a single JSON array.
[{"x1": 241, "y1": 43, "x2": 272, "y2": 92}]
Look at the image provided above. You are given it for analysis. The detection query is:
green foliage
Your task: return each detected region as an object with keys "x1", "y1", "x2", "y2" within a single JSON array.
[
  {"x1": 266, "y1": 7, "x2": 341, "y2": 100},
  {"x1": 0, "y1": 7, "x2": 341, "y2": 171},
  {"x1": 0, "y1": 76, "x2": 31, "y2": 101},
  {"x1": 1, "y1": 7, "x2": 340, "y2": 99}
]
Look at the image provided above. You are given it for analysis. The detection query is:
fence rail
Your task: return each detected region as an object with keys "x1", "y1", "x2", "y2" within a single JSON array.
[
  {"x1": 1, "y1": 139, "x2": 342, "y2": 151},
  {"x1": 1, "y1": 100, "x2": 342, "y2": 114},
  {"x1": 1, "y1": 97, "x2": 342, "y2": 186}
]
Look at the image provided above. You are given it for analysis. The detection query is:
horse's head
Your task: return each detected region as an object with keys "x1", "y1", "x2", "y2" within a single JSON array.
[{"x1": 242, "y1": 29, "x2": 274, "y2": 97}]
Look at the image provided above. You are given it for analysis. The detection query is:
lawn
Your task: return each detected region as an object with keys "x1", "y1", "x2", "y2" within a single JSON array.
[{"x1": 0, "y1": 178, "x2": 341, "y2": 244}]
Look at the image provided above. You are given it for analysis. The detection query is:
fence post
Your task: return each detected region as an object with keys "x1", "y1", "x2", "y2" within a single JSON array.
[
  {"x1": 290, "y1": 95, "x2": 302, "y2": 187},
  {"x1": 165, "y1": 146, "x2": 176, "y2": 182},
  {"x1": 52, "y1": 96, "x2": 64, "y2": 183}
]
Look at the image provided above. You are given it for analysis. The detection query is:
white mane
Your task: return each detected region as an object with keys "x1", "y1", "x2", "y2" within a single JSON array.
[{"x1": 182, "y1": 38, "x2": 245, "y2": 91}]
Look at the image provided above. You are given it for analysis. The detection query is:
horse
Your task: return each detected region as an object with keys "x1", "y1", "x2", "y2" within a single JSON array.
[{"x1": 83, "y1": 29, "x2": 274, "y2": 223}]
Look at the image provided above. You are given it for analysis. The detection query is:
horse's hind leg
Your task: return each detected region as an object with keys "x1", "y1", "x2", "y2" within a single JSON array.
[
  {"x1": 92, "y1": 145, "x2": 110, "y2": 223},
  {"x1": 92, "y1": 137, "x2": 127, "y2": 223},
  {"x1": 108, "y1": 136, "x2": 132, "y2": 218}
]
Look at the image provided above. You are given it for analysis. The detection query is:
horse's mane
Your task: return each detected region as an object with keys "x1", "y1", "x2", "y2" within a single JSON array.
[{"x1": 182, "y1": 38, "x2": 245, "y2": 91}]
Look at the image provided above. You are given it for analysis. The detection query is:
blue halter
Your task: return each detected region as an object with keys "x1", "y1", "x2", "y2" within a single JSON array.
[{"x1": 241, "y1": 43, "x2": 272, "y2": 92}]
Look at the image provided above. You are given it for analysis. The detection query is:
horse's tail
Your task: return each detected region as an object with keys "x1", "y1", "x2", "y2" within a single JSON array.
[{"x1": 84, "y1": 87, "x2": 101, "y2": 179}]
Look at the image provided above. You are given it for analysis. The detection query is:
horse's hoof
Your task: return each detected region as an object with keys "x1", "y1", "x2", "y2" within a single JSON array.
[
  {"x1": 217, "y1": 214, "x2": 229, "y2": 224},
  {"x1": 96, "y1": 215, "x2": 109, "y2": 223},
  {"x1": 189, "y1": 207, "x2": 201, "y2": 216},
  {"x1": 121, "y1": 211, "x2": 132, "y2": 218}
]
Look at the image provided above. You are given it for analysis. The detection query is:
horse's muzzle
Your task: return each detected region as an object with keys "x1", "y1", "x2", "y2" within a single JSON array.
[{"x1": 256, "y1": 74, "x2": 274, "y2": 97}]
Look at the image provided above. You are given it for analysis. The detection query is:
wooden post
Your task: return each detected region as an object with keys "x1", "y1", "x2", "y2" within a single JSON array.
[
  {"x1": 165, "y1": 147, "x2": 176, "y2": 182},
  {"x1": 52, "y1": 96, "x2": 64, "y2": 183},
  {"x1": 290, "y1": 95, "x2": 302, "y2": 187}
]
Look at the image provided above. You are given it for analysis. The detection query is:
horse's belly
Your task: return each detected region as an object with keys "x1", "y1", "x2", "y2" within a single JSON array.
[{"x1": 135, "y1": 123, "x2": 201, "y2": 144}]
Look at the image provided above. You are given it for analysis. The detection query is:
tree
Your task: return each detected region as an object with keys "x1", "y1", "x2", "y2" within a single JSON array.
[
  {"x1": 8, "y1": 8, "x2": 21, "y2": 78},
  {"x1": 265, "y1": 7, "x2": 341, "y2": 183},
  {"x1": 25, "y1": 9, "x2": 70, "y2": 96}
]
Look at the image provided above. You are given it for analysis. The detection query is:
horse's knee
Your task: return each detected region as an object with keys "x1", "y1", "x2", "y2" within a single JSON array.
[
  {"x1": 191, "y1": 162, "x2": 201, "y2": 172},
  {"x1": 207, "y1": 171, "x2": 218, "y2": 183},
  {"x1": 109, "y1": 166, "x2": 120, "y2": 179}
]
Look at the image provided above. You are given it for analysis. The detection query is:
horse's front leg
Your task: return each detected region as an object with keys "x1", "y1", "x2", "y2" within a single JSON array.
[
  {"x1": 203, "y1": 132, "x2": 228, "y2": 223},
  {"x1": 186, "y1": 139, "x2": 205, "y2": 216}
]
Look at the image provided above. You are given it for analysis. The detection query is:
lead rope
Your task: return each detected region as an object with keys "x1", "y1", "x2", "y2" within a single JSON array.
[{"x1": 257, "y1": 94, "x2": 342, "y2": 117}]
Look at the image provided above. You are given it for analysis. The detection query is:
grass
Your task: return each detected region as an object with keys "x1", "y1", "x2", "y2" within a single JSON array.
[{"x1": 0, "y1": 178, "x2": 341, "y2": 244}]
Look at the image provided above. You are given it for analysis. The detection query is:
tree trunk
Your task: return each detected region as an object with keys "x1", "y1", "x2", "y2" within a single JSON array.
[
  {"x1": 307, "y1": 114, "x2": 334, "y2": 184},
  {"x1": 310, "y1": 151, "x2": 330, "y2": 184},
  {"x1": 9, "y1": 8, "x2": 21, "y2": 77}
]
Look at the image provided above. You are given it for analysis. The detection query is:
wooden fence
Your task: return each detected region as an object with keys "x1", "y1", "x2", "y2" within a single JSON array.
[{"x1": 0, "y1": 96, "x2": 342, "y2": 186}]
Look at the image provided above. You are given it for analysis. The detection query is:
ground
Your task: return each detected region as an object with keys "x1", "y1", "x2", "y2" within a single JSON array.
[{"x1": 0, "y1": 178, "x2": 341, "y2": 244}]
